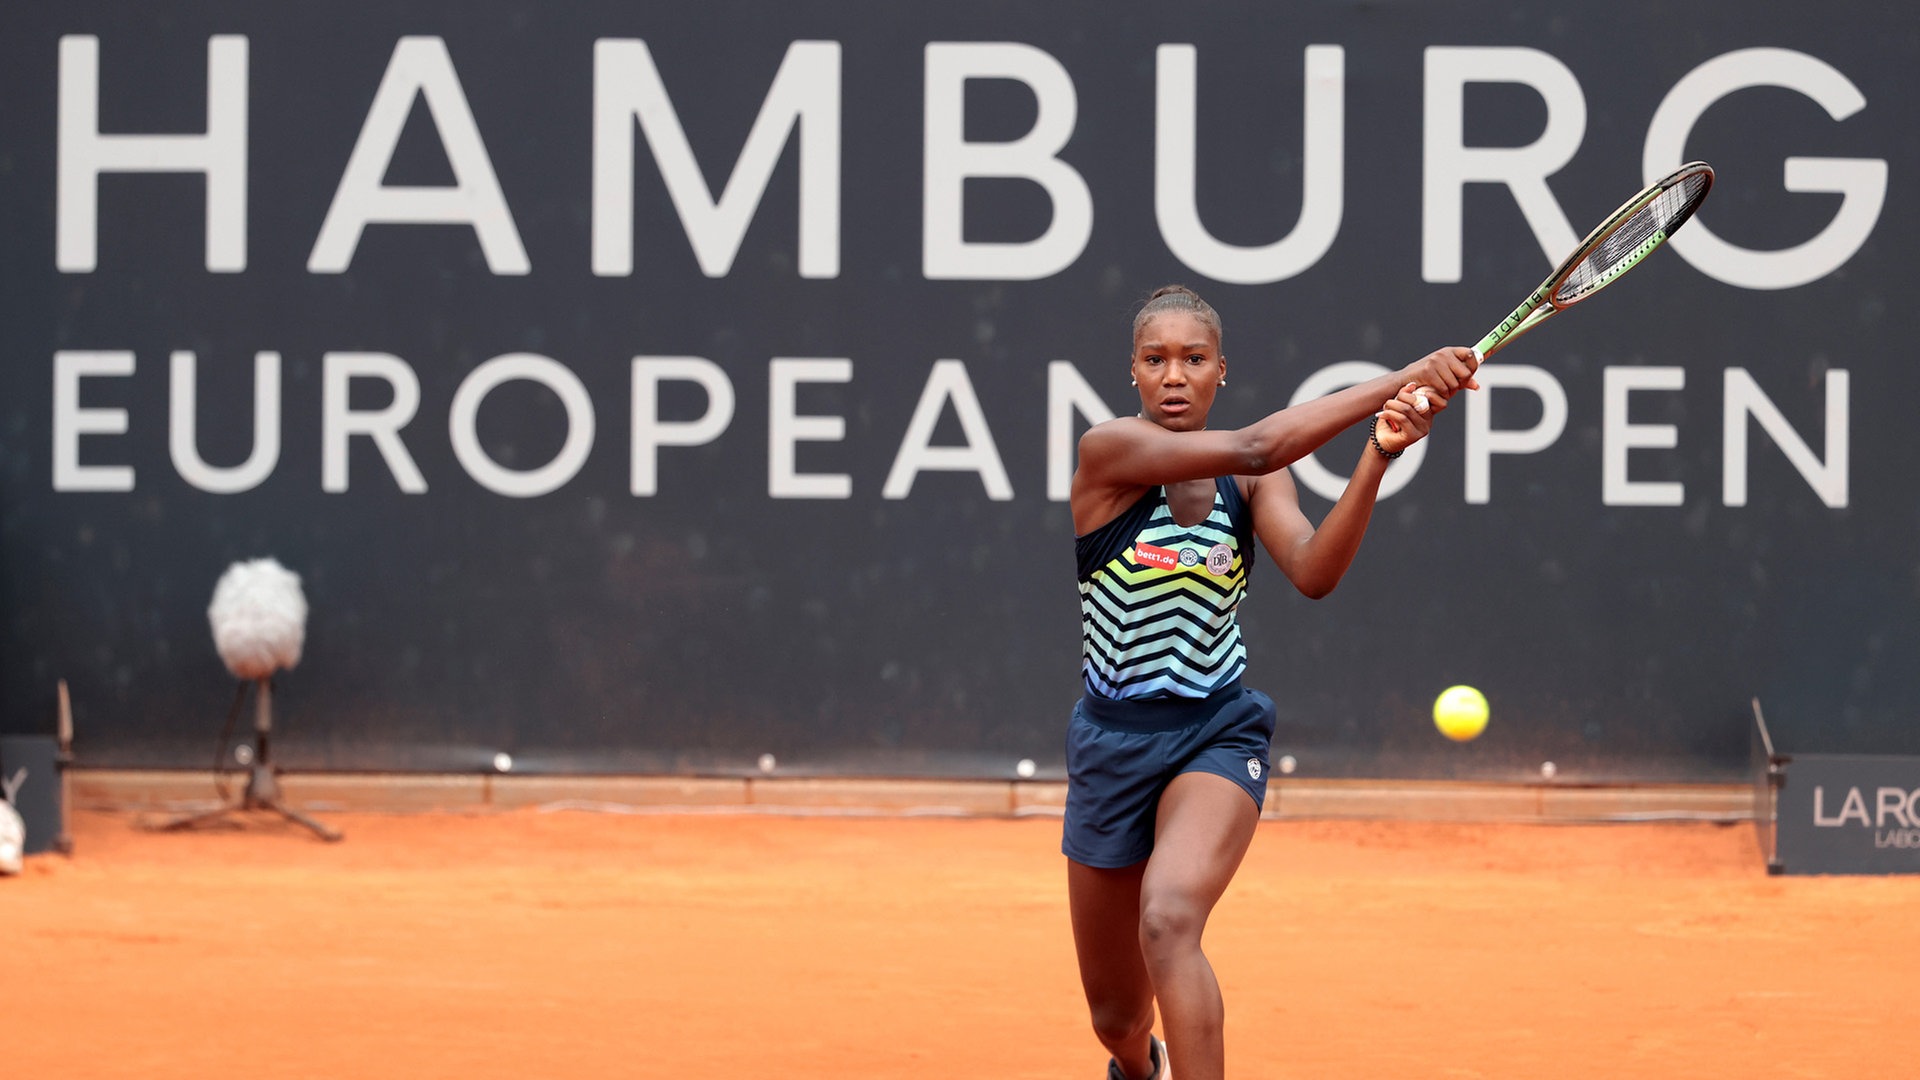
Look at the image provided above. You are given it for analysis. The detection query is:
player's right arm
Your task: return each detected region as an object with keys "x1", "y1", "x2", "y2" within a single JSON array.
[{"x1": 1076, "y1": 347, "x2": 1478, "y2": 490}]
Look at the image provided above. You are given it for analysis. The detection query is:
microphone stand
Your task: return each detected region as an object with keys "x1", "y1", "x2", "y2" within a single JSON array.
[{"x1": 155, "y1": 676, "x2": 341, "y2": 843}]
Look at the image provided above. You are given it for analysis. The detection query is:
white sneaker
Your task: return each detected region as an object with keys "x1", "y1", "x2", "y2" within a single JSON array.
[{"x1": 0, "y1": 800, "x2": 23, "y2": 875}]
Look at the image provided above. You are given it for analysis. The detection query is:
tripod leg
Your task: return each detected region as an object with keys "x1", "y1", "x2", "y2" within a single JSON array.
[{"x1": 265, "y1": 798, "x2": 343, "y2": 842}]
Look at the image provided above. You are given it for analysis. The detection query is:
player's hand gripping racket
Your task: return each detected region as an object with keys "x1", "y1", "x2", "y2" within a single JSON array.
[{"x1": 1472, "y1": 160, "x2": 1715, "y2": 363}]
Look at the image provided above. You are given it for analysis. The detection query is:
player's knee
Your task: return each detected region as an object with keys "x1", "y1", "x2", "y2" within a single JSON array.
[{"x1": 1137, "y1": 894, "x2": 1204, "y2": 958}]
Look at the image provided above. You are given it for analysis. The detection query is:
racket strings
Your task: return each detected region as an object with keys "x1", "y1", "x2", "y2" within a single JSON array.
[{"x1": 1556, "y1": 172, "x2": 1711, "y2": 304}]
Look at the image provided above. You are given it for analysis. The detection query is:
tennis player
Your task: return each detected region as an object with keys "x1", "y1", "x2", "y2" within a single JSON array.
[{"x1": 1066, "y1": 285, "x2": 1478, "y2": 1080}]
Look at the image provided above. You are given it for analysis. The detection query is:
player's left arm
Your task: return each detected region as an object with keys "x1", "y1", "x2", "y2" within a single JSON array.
[{"x1": 1251, "y1": 385, "x2": 1441, "y2": 599}]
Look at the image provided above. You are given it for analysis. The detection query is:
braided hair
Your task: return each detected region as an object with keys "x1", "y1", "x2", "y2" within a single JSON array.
[{"x1": 1132, "y1": 284, "x2": 1222, "y2": 347}]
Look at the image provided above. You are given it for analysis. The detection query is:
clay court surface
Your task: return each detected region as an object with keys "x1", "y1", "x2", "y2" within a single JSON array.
[{"x1": 3, "y1": 808, "x2": 1913, "y2": 1079}]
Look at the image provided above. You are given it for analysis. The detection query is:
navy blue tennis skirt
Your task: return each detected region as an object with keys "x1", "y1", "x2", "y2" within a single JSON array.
[{"x1": 1061, "y1": 680, "x2": 1277, "y2": 868}]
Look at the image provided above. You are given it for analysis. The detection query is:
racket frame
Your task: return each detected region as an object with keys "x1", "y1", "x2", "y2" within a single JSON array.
[{"x1": 1472, "y1": 161, "x2": 1714, "y2": 361}]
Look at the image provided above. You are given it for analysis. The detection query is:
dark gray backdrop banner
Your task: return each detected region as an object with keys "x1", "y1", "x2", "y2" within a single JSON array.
[{"x1": 2, "y1": 1, "x2": 1912, "y2": 780}]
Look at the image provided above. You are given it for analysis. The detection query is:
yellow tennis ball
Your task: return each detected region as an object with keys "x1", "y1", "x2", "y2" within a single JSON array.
[{"x1": 1433, "y1": 685, "x2": 1489, "y2": 742}]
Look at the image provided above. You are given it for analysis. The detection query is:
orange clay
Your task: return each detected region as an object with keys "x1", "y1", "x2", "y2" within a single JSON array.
[{"x1": 2, "y1": 809, "x2": 1914, "y2": 1079}]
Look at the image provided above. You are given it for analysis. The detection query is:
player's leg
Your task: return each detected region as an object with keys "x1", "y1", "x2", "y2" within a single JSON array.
[
  {"x1": 1138, "y1": 770, "x2": 1261, "y2": 1080},
  {"x1": 1067, "y1": 857, "x2": 1160, "y2": 1079}
]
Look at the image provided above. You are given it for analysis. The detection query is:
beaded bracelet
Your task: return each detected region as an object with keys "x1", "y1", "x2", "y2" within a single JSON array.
[{"x1": 1369, "y1": 416, "x2": 1403, "y2": 459}]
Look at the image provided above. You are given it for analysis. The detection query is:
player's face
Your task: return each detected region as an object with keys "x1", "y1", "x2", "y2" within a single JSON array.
[{"x1": 1131, "y1": 312, "x2": 1224, "y2": 431}]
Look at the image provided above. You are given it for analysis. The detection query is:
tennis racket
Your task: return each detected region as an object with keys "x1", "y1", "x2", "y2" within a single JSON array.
[{"x1": 1472, "y1": 161, "x2": 1715, "y2": 362}]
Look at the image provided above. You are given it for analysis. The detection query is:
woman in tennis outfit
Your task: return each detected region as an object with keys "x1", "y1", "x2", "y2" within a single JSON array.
[{"x1": 1066, "y1": 285, "x2": 1478, "y2": 1080}]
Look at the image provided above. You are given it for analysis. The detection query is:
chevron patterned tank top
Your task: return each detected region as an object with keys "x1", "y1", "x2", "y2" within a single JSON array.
[{"x1": 1075, "y1": 477, "x2": 1256, "y2": 700}]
